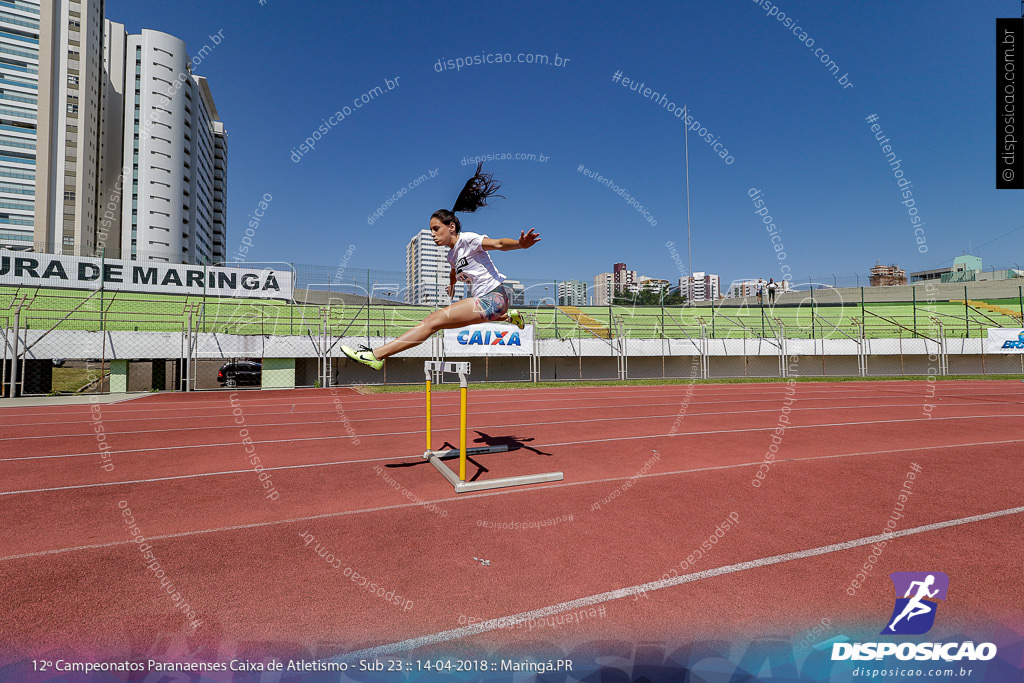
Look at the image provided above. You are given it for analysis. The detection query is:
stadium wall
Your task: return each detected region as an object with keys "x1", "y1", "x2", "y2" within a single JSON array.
[{"x1": 4, "y1": 330, "x2": 1022, "y2": 395}]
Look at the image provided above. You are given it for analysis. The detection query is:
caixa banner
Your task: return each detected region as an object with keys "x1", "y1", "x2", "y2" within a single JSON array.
[
  {"x1": 986, "y1": 328, "x2": 1024, "y2": 353},
  {"x1": 0, "y1": 253, "x2": 293, "y2": 300},
  {"x1": 443, "y1": 323, "x2": 532, "y2": 356}
]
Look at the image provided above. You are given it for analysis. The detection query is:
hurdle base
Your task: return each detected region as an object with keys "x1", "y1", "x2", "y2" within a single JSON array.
[
  {"x1": 423, "y1": 446, "x2": 563, "y2": 493},
  {"x1": 421, "y1": 445, "x2": 510, "y2": 461}
]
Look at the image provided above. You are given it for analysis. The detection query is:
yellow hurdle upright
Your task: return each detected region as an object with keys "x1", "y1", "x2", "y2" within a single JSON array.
[{"x1": 419, "y1": 360, "x2": 563, "y2": 493}]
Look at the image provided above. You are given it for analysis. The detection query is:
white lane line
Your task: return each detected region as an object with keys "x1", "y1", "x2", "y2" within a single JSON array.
[
  {"x1": 0, "y1": 435, "x2": 1019, "y2": 530},
  {"x1": 1, "y1": 393, "x2": 967, "y2": 431},
  {"x1": 2, "y1": 438, "x2": 1024, "y2": 497},
  {"x1": 2, "y1": 412, "x2": 1023, "y2": 464},
  {"x1": 3, "y1": 382, "x2": 1017, "y2": 420},
  {"x1": 332, "y1": 506, "x2": 1024, "y2": 661},
  {"x1": 3, "y1": 399, "x2": 1010, "y2": 442},
  {"x1": 1, "y1": 438, "x2": 1021, "y2": 498}
]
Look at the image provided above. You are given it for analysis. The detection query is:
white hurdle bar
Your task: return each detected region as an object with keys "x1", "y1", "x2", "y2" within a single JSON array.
[{"x1": 419, "y1": 360, "x2": 563, "y2": 493}]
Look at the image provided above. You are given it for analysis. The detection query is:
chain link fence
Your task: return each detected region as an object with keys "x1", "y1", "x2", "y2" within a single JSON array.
[{"x1": 4, "y1": 261, "x2": 1024, "y2": 396}]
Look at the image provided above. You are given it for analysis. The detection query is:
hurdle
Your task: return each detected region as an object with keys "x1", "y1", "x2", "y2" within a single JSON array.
[{"x1": 418, "y1": 360, "x2": 563, "y2": 493}]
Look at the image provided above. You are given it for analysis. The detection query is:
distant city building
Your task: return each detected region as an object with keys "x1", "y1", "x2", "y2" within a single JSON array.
[
  {"x1": 503, "y1": 279, "x2": 525, "y2": 305},
  {"x1": 727, "y1": 279, "x2": 763, "y2": 298},
  {"x1": 683, "y1": 271, "x2": 720, "y2": 302},
  {"x1": 558, "y1": 279, "x2": 588, "y2": 306},
  {"x1": 910, "y1": 255, "x2": 1023, "y2": 284},
  {"x1": 405, "y1": 229, "x2": 465, "y2": 305},
  {"x1": 638, "y1": 276, "x2": 671, "y2": 293},
  {"x1": 908, "y1": 267, "x2": 947, "y2": 283},
  {"x1": 869, "y1": 263, "x2": 907, "y2": 287},
  {"x1": 728, "y1": 278, "x2": 791, "y2": 298},
  {"x1": 612, "y1": 262, "x2": 637, "y2": 294},
  {"x1": 593, "y1": 272, "x2": 614, "y2": 305}
]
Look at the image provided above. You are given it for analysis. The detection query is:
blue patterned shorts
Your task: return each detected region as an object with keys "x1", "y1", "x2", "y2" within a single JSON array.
[{"x1": 474, "y1": 285, "x2": 510, "y2": 321}]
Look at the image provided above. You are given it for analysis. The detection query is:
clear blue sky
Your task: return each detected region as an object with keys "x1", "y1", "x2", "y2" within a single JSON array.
[{"x1": 107, "y1": 0, "x2": 1023, "y2": 290}]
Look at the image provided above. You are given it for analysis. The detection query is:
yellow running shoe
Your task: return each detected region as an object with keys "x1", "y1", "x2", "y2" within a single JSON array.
[
  {"x1": 341, "y1": 344, "x2": 383, "y2": 370},
  {"x1": 508, "y1": 309, "x2": 525, "y2": 330}
]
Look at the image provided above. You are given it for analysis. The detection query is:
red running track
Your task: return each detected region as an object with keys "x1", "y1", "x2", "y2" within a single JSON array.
[{"x1": 0, "y1": 380, "x2": 1022, "y2": 663}]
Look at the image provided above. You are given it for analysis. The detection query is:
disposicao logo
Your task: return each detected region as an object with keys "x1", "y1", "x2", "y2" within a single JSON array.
[
  {"x1": 457, "y1": 329, "x2": 522, "y2": 346},
  {"x1": 831, "y1": 571, "x2": 997, "y2": 662},
  {"x1": 881, "y1": 571, "x2": 947, "y2": 635},
  {"x1": 1001, "y1": 330, "x2": 1024, "y2": 349}
]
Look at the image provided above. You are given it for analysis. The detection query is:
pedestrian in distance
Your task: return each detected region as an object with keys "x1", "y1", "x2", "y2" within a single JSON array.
[{"x1": 767, "y1": 277, "x2": 778, "y2": 305}]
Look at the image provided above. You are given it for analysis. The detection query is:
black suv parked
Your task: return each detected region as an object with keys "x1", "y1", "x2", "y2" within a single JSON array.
[{"x1": 217, "y1": 360, "x2": 262, "y2": 387}]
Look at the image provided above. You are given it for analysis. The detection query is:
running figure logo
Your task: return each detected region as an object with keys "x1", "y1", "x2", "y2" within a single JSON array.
[{"x1": 881, "y1": 572, "x2": 949, "y2": 635}]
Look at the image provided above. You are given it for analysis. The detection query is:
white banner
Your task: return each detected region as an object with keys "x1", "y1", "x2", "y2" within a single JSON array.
[
  {"x1": 443, "y1": 323, "x2": 533, "y2": 356},
  {"x1": 0, "y1": 253, "x2": 293, "y2": 300},
  {"x1": 986, "y1": 328, "x2": 1024, "y2": 353}
]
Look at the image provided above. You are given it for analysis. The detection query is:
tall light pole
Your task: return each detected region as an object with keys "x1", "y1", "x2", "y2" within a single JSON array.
[{"x1": 684, "y1": 105, "x2": 693, "y2": 303}]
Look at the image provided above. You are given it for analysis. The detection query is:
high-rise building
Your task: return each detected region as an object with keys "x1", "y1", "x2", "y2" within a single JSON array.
[
  {"x1": 612, "y1": 262, "x2": 636, "y2": 294},
  {"x1": 0, "y1": 4, "x2": 227, "y2": 263},
  {"x1": 210, "y1": 116, "x2": 226, "y2": 263},
  {"x1": 38, "y1": 0, "x2": 106, "y2": 256},
  {"x1": 0, "y1": 0, "x2": 43, "y2": 249},
  {"x1": 503, "y1": 279, "x2": 524, "y2": 305},
  {"x1": 114, "y1": 29, "x2": 226, "y2": 264},
  {"x1": 405, "y1": 229, "x2": 465, "y2": 306},
  {"x1": 96, "y1": 17, "x2": 125, "y2": 257},
  {"x1": 683, "y1": 271, "x2": 719, "y2": 302},
  {"x1": 557, "y1": 279, "x2": 587, "y2": 306},
  {"x1": 593, "y1": 272, "x2": 614, "y2": 305}
]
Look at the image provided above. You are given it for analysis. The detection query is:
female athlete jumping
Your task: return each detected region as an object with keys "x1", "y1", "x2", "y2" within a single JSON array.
[{"x1": 341, "y1": 163, "x2": 539, "y2": 370}]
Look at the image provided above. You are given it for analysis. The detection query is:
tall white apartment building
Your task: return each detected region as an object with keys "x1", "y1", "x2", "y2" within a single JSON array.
[
  {"x1": 592, "y1": 272, "x2": 613, "y2": 305},
  {"x1": 405, "y1": 229, "x2": 465, "y2": 306},
  {"x1": 116, "y1": 29, "x2": 226, "y2": 264},
  {"x1": 558, "y1": 279, "x2": 587, "y2": 306},
  {"x1": 683, "y1": 271, "x2": 720, "y2": 302}
]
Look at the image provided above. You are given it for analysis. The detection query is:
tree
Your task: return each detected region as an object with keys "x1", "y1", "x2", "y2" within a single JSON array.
[{"x1": 612, "y1": 288, "x2": 685, "y2": 306}]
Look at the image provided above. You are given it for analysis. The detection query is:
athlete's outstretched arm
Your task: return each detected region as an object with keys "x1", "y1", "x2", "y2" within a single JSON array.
[{"x1": 482, "y1": 229, "x2": 541, "y2": 251}]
